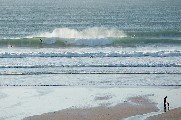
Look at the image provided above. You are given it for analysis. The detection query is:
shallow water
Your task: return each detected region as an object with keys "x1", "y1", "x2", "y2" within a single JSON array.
[
  {"x1": 0, "y1": 87, "x2": 181, "y2": 120},
  {"x1": 0, "y1": 0, "x2": 181, "y2": 120},
  {"x1": 0, "y1": 0, "x2": 181, "y2": 87}
]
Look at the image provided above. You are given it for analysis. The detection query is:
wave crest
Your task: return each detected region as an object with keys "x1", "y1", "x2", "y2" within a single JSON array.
[{"x1": 35, "y1": 27, "x2": 127, "y2": 39}]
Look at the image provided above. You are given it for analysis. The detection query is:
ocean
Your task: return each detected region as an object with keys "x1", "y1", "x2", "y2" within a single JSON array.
[{"x1": 0, "y1": 0, "x2": 181, "y2": 86}]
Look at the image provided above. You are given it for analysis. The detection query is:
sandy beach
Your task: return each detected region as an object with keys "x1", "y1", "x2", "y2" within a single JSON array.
[
  {"x1": 0, "y1": 87, "x2": 181, "y2": 120},
  {"x1": 1, "y1": 0, "x2": 181, "y2": 120},
  {"x1": 148, "y1": 107, "x2": 181, "y2": 120},
  {"x1": 24, "y1": 96, "x2": 158, "y2": 120}
]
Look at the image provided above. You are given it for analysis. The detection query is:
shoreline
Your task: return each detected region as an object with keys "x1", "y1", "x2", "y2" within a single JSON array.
[
  {"x1": 148, "y1": 107, "x2": 181, "y2": 120},
  {"x1": 0, "y1": 86, "x2": 181, "y2": 120},
  {"x1": 24, "y1": 96, "x2": 159, "y2": 120}
]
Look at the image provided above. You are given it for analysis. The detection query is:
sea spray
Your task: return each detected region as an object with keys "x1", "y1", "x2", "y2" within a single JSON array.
[{"x1": 34, "y1": 27, "x2": 127, "y2": 39}]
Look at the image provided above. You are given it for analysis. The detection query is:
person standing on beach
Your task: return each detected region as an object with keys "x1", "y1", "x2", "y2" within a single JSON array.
[
  {"x1": 164, "y1": 96, "x2": 167, "y2": 112},
  {"x1": 167, "y1": 102, "x2": 170, "y2": 111}
]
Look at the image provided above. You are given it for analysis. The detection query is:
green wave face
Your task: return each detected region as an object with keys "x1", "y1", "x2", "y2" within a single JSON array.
[
  {"x1": 0, "y1": 34, "x2": 181, "y2": 48},
  {"x1": 112, "y1": 37, "x2": 181, "y2": 46},
  {"x1": 0, "y1": 37, "x2": 66, "y2": 48}
]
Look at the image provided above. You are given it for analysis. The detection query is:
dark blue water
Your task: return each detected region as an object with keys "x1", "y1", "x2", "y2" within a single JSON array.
[
  {"x1": 0, "y1": 0, "x2": 181, "y2": 38},
  {"x1": 0, "y1": 0, "x2": 181, "y2": 86}
]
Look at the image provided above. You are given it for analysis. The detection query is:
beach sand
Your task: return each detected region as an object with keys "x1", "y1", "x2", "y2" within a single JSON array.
[
  {"x1": 148, "y1": 107, "x2": 181, "y2": 120},
  {"x1": 1, "y1": 87, "x2": 181, "y2": 120},
  {"x1": 24, "y1": 96, "x2": 158, "y2": 120}
]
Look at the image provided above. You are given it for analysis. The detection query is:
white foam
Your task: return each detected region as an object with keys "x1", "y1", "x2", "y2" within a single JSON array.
[
  {"x1": 64, "y1": 38, "x2": 113, "y2": 46},
  {"x1": 0, "y1": 87, "x2": 181, "y2": 120},
  {"x1": 1, "y1": 50, "x2": 181, "y2": 58},
  {"x1": 36, "y1": 27, "x2": 127, "y2": 39}
]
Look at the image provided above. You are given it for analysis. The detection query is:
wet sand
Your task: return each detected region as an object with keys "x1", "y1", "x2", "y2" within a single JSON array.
[
  {"x1": 24, "y1": 96, "x2": 159, "y2": 120},
  {"x1": 149, "y1": 107, "x2": 181, "y2": 120},
  {"x1": 1, "y1": 87, "x2": 181, "y2": 120}
]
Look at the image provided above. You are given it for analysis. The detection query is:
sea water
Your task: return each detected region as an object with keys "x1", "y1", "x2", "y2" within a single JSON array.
[{"x1": 0, "y1": 0, "x2": 181, "y2": 86}]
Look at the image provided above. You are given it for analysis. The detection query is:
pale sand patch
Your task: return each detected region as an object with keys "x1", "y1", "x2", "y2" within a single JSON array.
[
  {"x1": 24, "y1": 96, "x2": 158, "y2": 120},
  {"x1": 148, "y1": 107, "x2": 181, "y2": 120}
]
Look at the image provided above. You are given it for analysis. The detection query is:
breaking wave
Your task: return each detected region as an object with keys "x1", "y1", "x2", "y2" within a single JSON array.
[
  {"x1": 33, "y1": 27, "x2": 127, "y2": 39},
  {"x1": 0, "y1": 27, "x2": 181, "y2": 47},
  {"x1": 1, "y1": 50, "x2": 181, "y2": 58}
]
